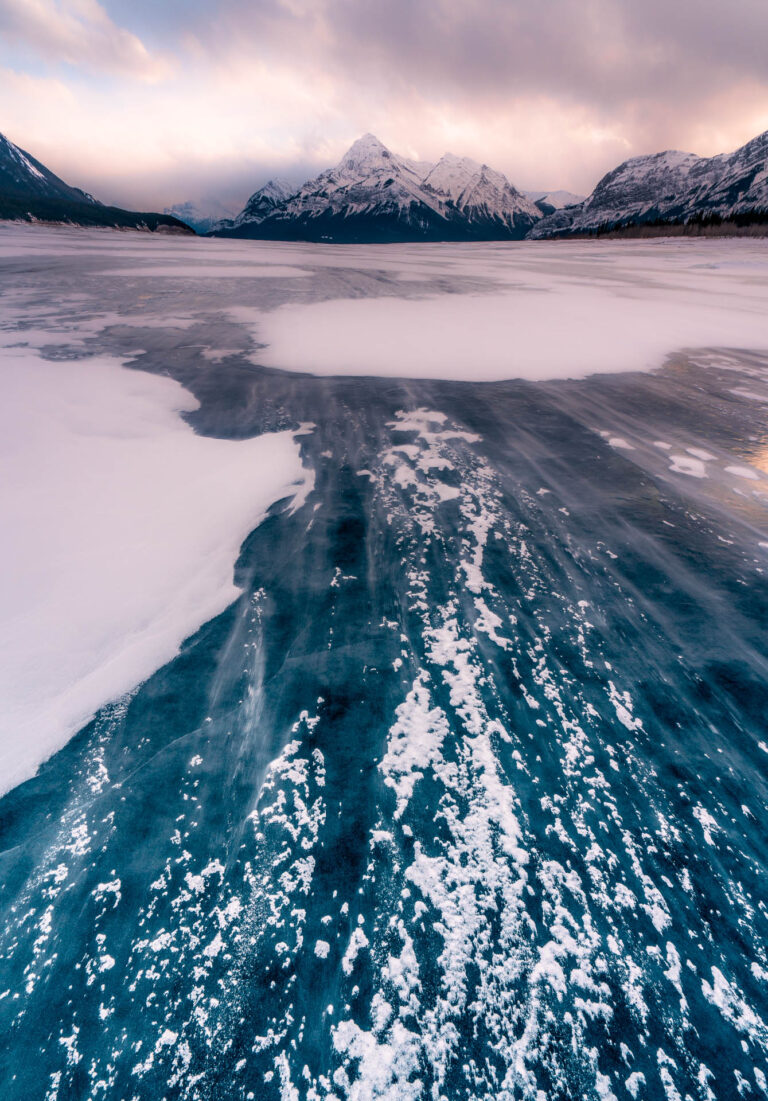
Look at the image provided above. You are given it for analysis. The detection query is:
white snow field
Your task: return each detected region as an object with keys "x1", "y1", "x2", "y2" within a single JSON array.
[
  {"x1": 0, "y1": 347, "x2": 311, "y2": 796},
  {"x1": 252, "y1": 239, "x2": 768, "y2": 379}
]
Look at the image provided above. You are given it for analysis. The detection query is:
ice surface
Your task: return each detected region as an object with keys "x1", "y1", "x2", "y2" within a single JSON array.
[
  {"x1": 0, "y1": 349, "x2": 311, "y2": 795},
  {"x1": 2, "y1": 224, "x2": 768, "y2": 1100}
]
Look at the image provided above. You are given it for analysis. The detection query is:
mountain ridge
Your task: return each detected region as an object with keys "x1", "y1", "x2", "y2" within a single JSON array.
[
  {"x1": 5, "y1": 126, "x2": 768, "y2": 242},
  {"x1": 213, "y1": 135, "x2": 540, "y2": 242},
  {"x1": 0, "y1": 132, "x2": 193, "y2": 233},
  {"x1": 215, "y1": 128, "x2": 768, "y2": 243},
  {"x1": 532, "y1": 130, "x2": 768, "y2": 238}
]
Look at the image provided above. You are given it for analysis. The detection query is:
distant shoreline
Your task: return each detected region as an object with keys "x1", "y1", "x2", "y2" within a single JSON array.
[{"x1": 549, "y1": 218, "x2": 768, "y2": 241}]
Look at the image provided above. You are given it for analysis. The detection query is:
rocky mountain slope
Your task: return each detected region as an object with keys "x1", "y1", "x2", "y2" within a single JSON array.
[
  {"x1": 532, "y1": 129, "x2": 768, "y2": 237},
  {"x1": 422, "y1": 153, "x2": 542, "y2": 235},
  {"x1": 214, "y1": 134, "x2": 541, "y2": 242},
  {"x1": 230, "y1": 178, "x2": 295, "y2": 228},
  {"x1": 0, "y1": 132, "x2": 192, "y2": 233}
]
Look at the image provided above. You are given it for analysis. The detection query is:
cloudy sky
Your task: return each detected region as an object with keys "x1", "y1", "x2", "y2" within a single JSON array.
[{"x1": 1, "y1": 0, "x2": 767, "y2": 212}]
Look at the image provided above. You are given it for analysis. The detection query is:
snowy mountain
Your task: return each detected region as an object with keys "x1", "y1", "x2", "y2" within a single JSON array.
[
  {"x1": 219, "y1": 134, "x2": 447, "y2": 241},
  {"x1": 165, "y1": 187, "x2": 289, "y2": 235},
  {"x1": 523, "y1": 189, "x2": 586, "y2": 214},
  {"x1": 164, "y1": 198, "x2": 239, "y2": 234},
  {"x1": 229, "y1": 178, "x2": 296, "y2": 228},
  {"x1": 0, "y1": 131, "x2": 192, "y2": 232},
  {"x1": 557, "y1": 150, "x2": 701, "y2": 234},
  {"x1": 677, "y1": 128, "x2": 768, "y2": 219},
  {"x1": 0, "y1": 131, "x2": 96, "y2": 205},
  {"x1": 422, "y1": 153, "x2": 541, "y2": 236},
  {"x1": 215, "y1": 134, "x2": 541, "y2": 242},
  {"x1": 532, "y1": 130, "x2": 768, "y2": 237}
]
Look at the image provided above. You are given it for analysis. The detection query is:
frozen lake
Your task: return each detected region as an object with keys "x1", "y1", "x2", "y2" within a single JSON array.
[{"x1": 1, "y1": 226, "x2": 768, "y2": 1101}]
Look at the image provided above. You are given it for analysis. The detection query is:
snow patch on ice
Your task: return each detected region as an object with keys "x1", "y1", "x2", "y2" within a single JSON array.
[
  {"x1": 0, "y1": 349, "x2": 312, "y2": 795},
  {"x1": 725, "y1": 464, "x2": 759, "y2": 481},
  {"x1": 251, "y1": 241, "x2": 768, "y2": 381},
  {"x1": 669, "y1": 454, "x2": 707, "y2": 478}
]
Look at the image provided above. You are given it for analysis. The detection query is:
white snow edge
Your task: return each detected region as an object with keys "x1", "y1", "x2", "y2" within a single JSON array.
[{"x1": 0, "y1": 349, "x2": 313, "y2": 797}]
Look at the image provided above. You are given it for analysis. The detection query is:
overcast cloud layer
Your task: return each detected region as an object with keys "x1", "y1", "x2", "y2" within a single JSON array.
[{"x1": 1, "y1": 0, "x2": 767, "y2": 210}]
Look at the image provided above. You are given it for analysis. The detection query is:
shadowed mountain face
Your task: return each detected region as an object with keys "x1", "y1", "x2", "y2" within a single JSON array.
[
  {"x1": 0, "y1": 132, "x2": 193, "y2": 232},
  {"x1": 1, "y1": 238, "x2": 768, "y2": 1100},
  {"x1": 0, "y1": 132, "x2": 97, "y2": 205}
]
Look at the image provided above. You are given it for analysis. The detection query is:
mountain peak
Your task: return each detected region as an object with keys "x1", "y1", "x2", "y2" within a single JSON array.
[
  {"x1": 350, "y1": 132, "x2": 387, "y2": 151},
  {"x1": 220, "y1": 132, "x2": 542, "y2": 241},
  {"x1": 257, "y1": 178, "x2": 295, "y2": 201},
  {"x1": 233, "y1": 176, "x2": 297, "y2": 227},
  {"x1": 337, "y1": 134, "x2": 394, "y2": 172},
  {"x1": 422, "y1": 153, "x2": 535, "y2": 216},
  {"x1": 436, "y1": 152, "x2": 481, "y2": 170}
]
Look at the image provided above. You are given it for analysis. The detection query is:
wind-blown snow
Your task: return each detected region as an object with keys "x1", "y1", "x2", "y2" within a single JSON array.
[
  {"x1": 252, "y1": 241, "x2": 768, "y2": 380},
  {"x1": 0, "y1": 350, "x2": 312, "y2": 795},
  {"x1": 104, "y1": 264, "x2": 310, "y2": 279}
]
